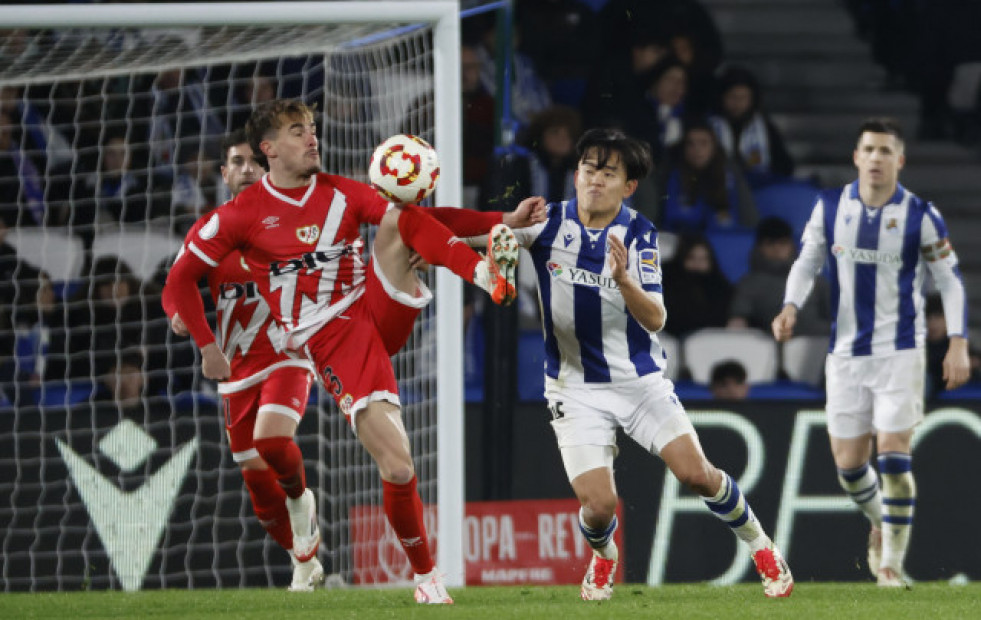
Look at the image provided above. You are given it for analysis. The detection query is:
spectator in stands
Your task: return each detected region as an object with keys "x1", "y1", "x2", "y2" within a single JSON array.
[
  {"x1": 484, "y1": 104, "x2": 582, "y2": 211},
  {"x1": 95, "y1": 346, "x2": 145, "y2": 408},
  {"x1": 0, "y1": 108, "x2": 45, "y2": 227},
  {"x1": 728, "y1": 217, "x2": 830, "y2": 336},
  {"x1": 469, "y1": 15, "x2": 553, "y2": 131},
  {"x1": 709, "y1": 360, "x2": 750, "y2": 400},
  {"x1": 147, "y1": 68, "x2": 224, "y2": 174},
  {"x1": 708, "y1": 66, "x2": 794, "y2": 188},
  {"x1": 64, "y1": 134, "x2": 152, "y2": 246},
  {"x1": 230, "y1": 74, "x2": 277, "y2": 131},
  {"x1": 581, "y1": 29, "x2": 670, "y2": 132},
  {"x1": 659, "y1": 121, "x2": 756, "y2": 233},
  {"x1": 170, "y1": 147, "x2": 218, "y2": 232},
  {"x1": 661, "y1": 234, "x2": 732, "y2": 339},
  {"x1": 58, "y1": 255, "x2": 166, "y2": 383},
  {"x1": 514, "y1": 0, "x2": 600, "y2": 105},
  {"x1": 460, "y1": 44, "x2": 496, "y2": 196},
  {"x1": 925, "y1": 293, "x2": 980, "y2": 398}
]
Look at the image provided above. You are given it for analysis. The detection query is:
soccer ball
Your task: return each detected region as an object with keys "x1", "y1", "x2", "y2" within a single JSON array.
[{"x1": 368, "y1": 134, "x2": 440, "y2": 204}]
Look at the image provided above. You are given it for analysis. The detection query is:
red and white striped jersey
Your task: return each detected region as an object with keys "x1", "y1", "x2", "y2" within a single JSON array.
[
  {"x1": 166, "y1": 215, "x2": 313, "y2": 391},
  {"x1": 184, "y1": 173, "x2": 390, "y2": 347}
]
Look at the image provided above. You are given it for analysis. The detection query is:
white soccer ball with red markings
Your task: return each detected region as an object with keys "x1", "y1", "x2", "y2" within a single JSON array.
[{"x1": 369, "y1": 134, "x2": 440, "y2": 204}]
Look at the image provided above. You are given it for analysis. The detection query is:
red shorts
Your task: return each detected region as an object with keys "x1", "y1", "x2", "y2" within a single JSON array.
[
  {"x1": 222, "y1": 365, "x2": 314, "y2": 462},
  {"x1": 303, "y1": 259, "x2": 430, "y2": 427}
]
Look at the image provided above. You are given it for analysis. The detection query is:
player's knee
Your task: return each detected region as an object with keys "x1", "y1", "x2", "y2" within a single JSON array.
[
  {"x1": 382, "y1": 463, "x2": 415, "y2": 485},
  {"x1": 677, "y1": 463, "x2": 717, "y2": 496},
  {"x1": 238, "y1": 456, "x2": 268, "y2": 472},
  {"x1": 581, "y1": 492, "x2": 618, "y2": 523}
]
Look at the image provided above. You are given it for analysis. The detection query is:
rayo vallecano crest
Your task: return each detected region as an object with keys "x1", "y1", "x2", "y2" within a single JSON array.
[{"x1": 55, "y1": 419, "x2": 197, "y2": 591}]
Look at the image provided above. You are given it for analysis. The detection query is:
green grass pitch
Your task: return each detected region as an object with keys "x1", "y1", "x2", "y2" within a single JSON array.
[{"x1": 2, "y1": 583, "x2": 979, "y2": 619}]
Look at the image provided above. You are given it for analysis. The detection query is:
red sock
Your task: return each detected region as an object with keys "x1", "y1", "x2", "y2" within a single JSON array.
[
  {"x1": 397, "y1": 204, "x2": 481, "y2": 283},
  {"x1": 382, "y1": 476, "x2": 434, "y2": 576},
  {"x1": 241, "y1": 467, "x2": 293, "y2": 551},
  {"x1": 254, "y1": 436, "x2": 306, "y2": 499}
]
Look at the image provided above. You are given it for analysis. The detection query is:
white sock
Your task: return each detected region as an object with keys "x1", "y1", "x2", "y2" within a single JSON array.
[{"x1": 473, "y1": 259, "x2": 491, "y2": 292}]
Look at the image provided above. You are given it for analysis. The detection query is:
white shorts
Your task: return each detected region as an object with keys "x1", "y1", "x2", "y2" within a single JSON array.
[
  {"x1": 825, "y1": 348, "x2": 925, "y2": 438},
  {"x1": 546, "y1": 373, "x2": 696, "y2": 476}
]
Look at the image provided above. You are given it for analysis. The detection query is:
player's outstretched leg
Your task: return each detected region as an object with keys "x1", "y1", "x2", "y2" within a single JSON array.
[
  {"x1": 413, "y1": 567, "x2": 454, "y2": 604},
  {"x1": 285, "y1": 488, "x2": 320, "y2": 563},
  {"x1": 473, "y1": 223, "x2": 519, "y2": 306},
  {"x1": 704, "y1": 471, "x2": 794, "y2": 597},
  {"x1": 288, "y1": 551, "x2": 325, "y2": 592}
]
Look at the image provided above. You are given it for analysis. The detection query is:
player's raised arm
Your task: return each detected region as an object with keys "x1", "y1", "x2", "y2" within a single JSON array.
[{"x1": 609, "y1": 234, "x2": 665, "y2": 333}]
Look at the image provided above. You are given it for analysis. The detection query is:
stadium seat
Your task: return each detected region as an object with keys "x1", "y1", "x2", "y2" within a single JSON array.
[
  {"x1": 91, "y1": 226, "x2": 182, "y2": 282},
  {"x1": 753, "y1": 181, "x2": 820, "y2": 244},
  {"x1": 658, "y1": 331, "x2": 681, "y2": 381},
  {"x1": 748, "y1": 381, "x2": 825, "y2": 400},
  {"x1": 782, "y1": 335, "x2": 828, "y2": 386},
  {"x1": 682, "y1": 327, "x2": 778, "y2": 384},
  {"x1": 7, "y1": 227, "x2": 85, "y2": 283},
  {"x1": 705, "y1": 227, "x2": 755, "y2": 284}
]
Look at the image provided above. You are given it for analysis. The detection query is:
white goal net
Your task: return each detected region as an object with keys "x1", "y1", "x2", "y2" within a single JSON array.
[{"x1": 0, "y1": 1, "x2": 464, "y2": 592}]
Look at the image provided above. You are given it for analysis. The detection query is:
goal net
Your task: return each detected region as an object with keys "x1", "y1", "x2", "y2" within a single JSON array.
[{"x1": 0, "y1": 1, "x2": 464, "y2": 592}]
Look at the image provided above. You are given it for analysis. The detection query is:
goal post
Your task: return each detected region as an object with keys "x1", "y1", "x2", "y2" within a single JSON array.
[{"x1": 0, "y1": 1, "x2": 464, "y2": 590}]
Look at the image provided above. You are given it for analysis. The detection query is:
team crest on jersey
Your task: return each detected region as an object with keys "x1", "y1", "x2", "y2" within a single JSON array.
[
  {"x1": 339, "y1": 393, "x2": 354, "y2": 416},
  {"x1": 638, "y1": 248, "x2": 661, "y2": 284},
  {"x1": 886, "y1": 218, "x2": 898, "y2": 231},
  {"x1": 296, "y1": 224, "x2": 321, "y2": 244}
]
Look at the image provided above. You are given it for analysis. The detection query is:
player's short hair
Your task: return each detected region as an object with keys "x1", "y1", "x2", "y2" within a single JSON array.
[
  {"x1": 857, "y1": 117, "x2": 904, "y2": 147},
  {"x1": 221, "y1": 128, "x2": 249, "y2": 163},
  {"x1": 576, "y1": 127, "x2": 653, "y2": 181},
  {"x1": 710, "y1": 359, "x2": 747, "y2": 386},
  {"x1": 245, "y1": 99, "x2": 315, "y2": 165}
]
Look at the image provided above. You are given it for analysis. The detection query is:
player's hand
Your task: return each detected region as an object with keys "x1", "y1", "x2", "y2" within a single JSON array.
[
  {"x1": 201, "y1": 342, "x2": 231, "y2": 380},
  {"x1": 943, "y1": 336, "x2": 971, "y2": 390},
  {"x1": 503, "y1": 196, "x2": 547, "y2": 228},
  {"x1": 408, "y1": 250, "x2": 430, "y2": 272},
  {"x1": 771, "y1": 304, "x2": 797, "y2": 342},
  {"x1": 608, "y1": 235, "x2": 629, "y2": 284},
  {"x1": 170, "y1": 313, "x2": 189, "y2": 336}
]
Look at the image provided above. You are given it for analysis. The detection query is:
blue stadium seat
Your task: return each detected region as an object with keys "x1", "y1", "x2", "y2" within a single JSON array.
[
  {"x1": 705, "y1": 227, "x2": 755, "y2": 284},
  {"x1": 749, "y1": 381, "x2": 825, "y2": 400},
  {"x1": 34, "y1": 381, "x2": 97, "y2": 408},
  {"x1": 753, "y1": 181, "x2": 820, "y2": 244}
]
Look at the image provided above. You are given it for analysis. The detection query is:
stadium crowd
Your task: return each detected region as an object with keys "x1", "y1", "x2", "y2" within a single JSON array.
[{"x1": 1, "y1": 0, "x2": 980, "y2": 413}]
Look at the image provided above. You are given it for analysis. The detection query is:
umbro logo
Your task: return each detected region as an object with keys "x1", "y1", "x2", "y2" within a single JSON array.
[
  {"x1": 400, "y1": 536, "x2": 424, "y2": 547},
  {"x1": 262, "y1": 216, "x2": 280, "y2": 229}
]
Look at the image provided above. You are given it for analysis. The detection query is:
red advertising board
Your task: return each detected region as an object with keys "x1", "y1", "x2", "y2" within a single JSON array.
[{"x1": 350, "y1": 498, "x2": 624, "y2": 586}]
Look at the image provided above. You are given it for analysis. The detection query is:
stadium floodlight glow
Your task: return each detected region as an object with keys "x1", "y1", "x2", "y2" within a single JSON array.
[{"x1": 0, "y1": 2, "x2": 463, "y2": 591}]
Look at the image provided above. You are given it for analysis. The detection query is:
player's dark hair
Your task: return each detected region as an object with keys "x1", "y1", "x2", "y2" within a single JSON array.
[
  {"x1": 857, "y1": 117, "x2": 904, "y2": 146},
  {"x1": 245, "y1": 99, "x2": 315, "y2": 167},
  {"x1": 221, "y1": 128, "x2": 249, "y2": 163},
  {"x1": 576, "y1": 127, "x2": 653, "y2": 181}
]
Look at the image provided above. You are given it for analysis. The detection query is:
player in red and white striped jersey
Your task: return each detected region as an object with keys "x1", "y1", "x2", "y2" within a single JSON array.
[
  {"x1": 163, "y1": 130, "x2": 322, "y2": 591},
  {"x1": 166, "y1": 100, "x2": 544, "y2": 603}
]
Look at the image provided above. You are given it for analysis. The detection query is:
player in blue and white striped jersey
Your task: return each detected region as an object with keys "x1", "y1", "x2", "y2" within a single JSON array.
[
  {"x1": 511, "y1": 128, "x2": 793, "y2": 601},
  {"x1": 773, "y1": 118, "x2": 970, "y2": 588}
]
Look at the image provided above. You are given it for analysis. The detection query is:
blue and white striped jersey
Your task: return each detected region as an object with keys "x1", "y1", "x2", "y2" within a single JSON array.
[
  {"x1": 784, "y1": 181, "x2": 967, "y2": 357},
  {"x1": 512, "y1": 200, "x2": 667, "y2": 386}
]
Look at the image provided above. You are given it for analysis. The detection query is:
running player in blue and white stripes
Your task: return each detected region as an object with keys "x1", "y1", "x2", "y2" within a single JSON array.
[
  {"x1": 772, "y1": 117, "x2": 970, "y2": 588},
  {"x1": 511, "y1": 128, "x2": 794, "y2": 601}
]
